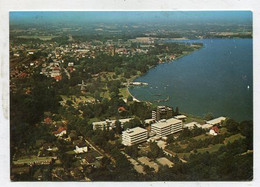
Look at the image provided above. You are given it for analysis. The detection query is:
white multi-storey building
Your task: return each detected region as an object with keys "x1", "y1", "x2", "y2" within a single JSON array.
[
  {"x1": 151, "y1": 118, "x2": 182, "y2": 137},
  {"x1": 92, "y1": 118, "x2": 133, "y2": 131},
  {"x1": 122, "y1": 127, "x2": 148, "y2": 146}
]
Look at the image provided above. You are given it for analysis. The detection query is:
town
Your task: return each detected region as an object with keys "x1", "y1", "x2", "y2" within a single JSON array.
[{"x1": 10, "y1": 17, "x2": 253, "y2": 181}]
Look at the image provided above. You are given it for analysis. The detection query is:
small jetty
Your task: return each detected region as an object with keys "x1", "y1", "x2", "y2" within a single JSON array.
[
  {"x1": 154, "y1": 96, "x2": 170, "y2": 103},
  {"x1": 129, "y1": 81, "x2": 148, "y2": 86}
]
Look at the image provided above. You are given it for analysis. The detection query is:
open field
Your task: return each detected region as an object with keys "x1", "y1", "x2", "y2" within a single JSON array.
[
  {"x1": 184, "y1": 114, "x2": 205, "y2": 124},
  {"x1": 196, "y1": 144, "x2": 223, "y2": 154},
  {"x1": 17, "y1": 35, "x2": 57, "y2": 41},
  {"x1": 224, "y1": 133, "x2": 245, "y2": 144}
]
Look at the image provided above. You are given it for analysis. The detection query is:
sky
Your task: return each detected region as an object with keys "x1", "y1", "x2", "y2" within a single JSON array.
[{"x1": 9, "y1": 11, "x2": 252, "y2": 25}]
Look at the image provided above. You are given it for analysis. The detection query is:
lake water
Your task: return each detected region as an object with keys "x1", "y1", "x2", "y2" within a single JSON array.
[{"x1": 129, "y1": 39, "x2": 253, "y2": 121}]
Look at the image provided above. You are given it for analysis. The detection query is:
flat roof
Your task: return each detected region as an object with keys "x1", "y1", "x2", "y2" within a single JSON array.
[
  {"x1": 201, "y1": 124, "x2": 213, "y2": 129},
  {"x1": 207, "y1": 117, "x2": 226, "y2": 125},
  {"x1": 92, "y1": 121, "x2": 107, "y2": 125},
  {"x1": 93, "y1": 118, "x2": 133, "y2": 125},
  {"x1": 152, "y1": 118, "x2": 182, "y2": 128},
  {"x1": 118, "y1": 118, "x2": 133, "y2": 123},
  {"x1": 123, "y1": 127, "x2": 147, "y2": 136},
  {"x1": 174, "y1": 115, "x2": 187, "y2": 119},
  {"x1": 184, "y1": 122, "x2": 201, "y2": 128},
  {"x1": 145, "y1": 119, "x2": 155, "y2": 123}
]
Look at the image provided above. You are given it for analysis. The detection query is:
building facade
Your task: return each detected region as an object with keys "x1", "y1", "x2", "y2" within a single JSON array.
[
  {"x1": 151, "y1": 118, "x2": 182, "y2": 137},
  {"x1": 152, "y1": 106, "x2": 173, "y2": 121},
  {"x1": 122, "y1": 127, "x2": 148, "y2": 146}
]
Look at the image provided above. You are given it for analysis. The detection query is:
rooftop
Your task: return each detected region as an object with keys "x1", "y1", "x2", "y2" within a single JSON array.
[
  {"x1": 207, "y1": 117, "x2": 226, "y2": 125},
  {"x1": 152, "y1": 118, "x2": 182, "y2": 128},
  {"x1": 184, "y1": 122, "x2": 201, "y2": 128},
  {"x1": 123, "y1": 127, "x2": 147, "y2": 136},
  {"x1": 174, "y1": 115, "x2": 187, "y2": 119},
  {"x1": 201, "y1": 124, "x2": 213, "y2": 129}
]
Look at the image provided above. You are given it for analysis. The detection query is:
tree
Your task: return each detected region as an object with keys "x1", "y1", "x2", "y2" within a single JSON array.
[
  {"x1": 115, "y1": 120, "x2": 122, "y2": 134},
  {"x1": 225, "y1": 119, "x2": 239, "y2": 134},
  {"x1": 125, "y1": 145, "x2": 139, "y2": 158},
  {"x1": 127, "y1": 95, "x2": 133, "y2": 102},
  {"x1": 204, "y1": 112, "x2": 214, "y2": 121},
  {"x1": 175, "y1": 107, "x2": 179, "y2": 115},
  {"x1": 167, "y1": 135, "x2": 174, "y2": 144}
]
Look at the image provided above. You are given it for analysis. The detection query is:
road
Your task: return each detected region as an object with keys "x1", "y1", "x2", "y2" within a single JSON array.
[
  {"x1": 85, "y1": 138, "x2": 116, "y2": 164},
  {"x1": 63, "y1": 67, "x2": 71, "y2": 79}
]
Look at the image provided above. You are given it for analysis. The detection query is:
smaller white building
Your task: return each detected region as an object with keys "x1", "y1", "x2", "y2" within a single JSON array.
[
  {"x1": 74, "y1": 146, "x2": 88, "y2": 154},
  {"x1": 183, "y1": 122, "x2": 202, "y2": 129},
  {"x1": 206, "y1": 117, "x2": 226, "y2": 126},
  {"x1": 201, "y1": 124, "x2": 213, "y2": 130},
  {"x1": 174, "y1": 115, "x2": 187, "y2": 121},
  {"x1": 209, "y1": 129, "x2": 217, "y2": 136},
  {"x1": 92, "y1": 121, "x2": 109, "y2": 131},
  {"x1": 122, "y1": 127, "x2": 148, "y2": 146},
  {"x1": 144, "y1": 118, "x2": 156, "y2": 124}
]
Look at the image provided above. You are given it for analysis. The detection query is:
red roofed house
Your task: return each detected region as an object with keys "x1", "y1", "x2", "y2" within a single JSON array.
[
  {"x1": 18, "y1": 72, "x2": 27, "y2": 78},
  {"x1": 209, "y1": 125, "x2": 219, "y2": 136},
  {"x1": 212, "y1": 126, "x2": 220, "y2": 134},
  {"x1": 118, "y1": 106, "x2": 127, "y2": 112},
  {"x1": 25, "y1": 89, "x2": 31, "y2": 95},
  {"x1": 54, "y1": 75, "x2": 62, "y2": 82},
  {"x1": 53, "y1": 127, "x2": 67, "y2": 137},
  {"x1": 44, "y1": 117, "x2": 52, "y2": 125}
]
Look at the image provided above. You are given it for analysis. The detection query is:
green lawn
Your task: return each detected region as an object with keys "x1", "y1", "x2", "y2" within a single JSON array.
[
  {"x1": 193, "y1": 134, "x2": 209, "y2": 141},
  {"x1": 18, "y1": 35, "x2": 57, "y2": 41},
  {"x1": 66, "y1": 150, "x2": 76, "y2": 155},
  {"x1": 224, "y1": 133, "x2": 245, "y2": 144},
  {"x1": 196, "y1": 144, "x2": 223, "y2": 154},
  {"x1": 100, "y1": 90, "x2": 110, "y2": 99},
  {"x1": 89, "y1": 117, "x2": 100, "y2": 124},
  {"x1": 184, "y1": 114, "x2": 205, "y2": 124},
  {"x1": 13, "y1": 156, "x2": 56, "y2": 165},
  {"x1": 119, "y1": 87, "x2": 130, "y2": 99},
  {"x1": 176, "y1": 152, "x2": 191, "y2": 159}
]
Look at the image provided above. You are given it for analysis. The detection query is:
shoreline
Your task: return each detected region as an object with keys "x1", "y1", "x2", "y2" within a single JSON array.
[{"x1": 126, "y1": 44, "x2": 203, "y2": 105}]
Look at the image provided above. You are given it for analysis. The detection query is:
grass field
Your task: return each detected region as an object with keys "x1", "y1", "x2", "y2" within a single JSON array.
[
  {"x1": 17, "y1": 35, "x2": 57, "y2": 41},
  {"x1": 184, "y1": 114, "x2": 205, "y2": 124},
  {"x1": 119, "y1": 87, "x2": 130, "y2": 99},
  {"x1": 196, "y1": 144, "x2": 223, "y2": 154},
  {"x1": 224, "y1": 133, "x2": 245, "y2": 144},
  {"x1": 13, "y1": 156, "x2": 57, "y2": 165},
  {"x1": 193, "y1": 134, "x2": 209, "y2": 141}
]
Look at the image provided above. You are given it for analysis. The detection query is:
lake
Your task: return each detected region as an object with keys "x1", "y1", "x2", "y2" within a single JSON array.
[{"x1": 129, "y1": 39, "x2": 253, "y2": 121}]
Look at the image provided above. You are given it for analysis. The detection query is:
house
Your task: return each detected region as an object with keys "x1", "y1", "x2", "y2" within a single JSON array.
[
  {"x1": 74, "y1": 146, "x2": 88, "y2": 154},
  {"x1": 209, "y1": 129, "x2": 217, "y2": 136},
  {"x1": 18, "y1": 72, "x2": 27, "y2": 78},
  {"x1": 53, "y1": 127, "x2": 67, "y2": 137},
  {"x1": 118, "y1": 106, "x2": 127, "y2": 112},
  {"x1": 54, "y1": 75, "x2": 62, "y2": 82},
  {"x1": 44, "y1": 117, "x2": 52, "y2": 124},
  {"x1": 210, "y1": 125, "x2": 220, "y2": 135}
]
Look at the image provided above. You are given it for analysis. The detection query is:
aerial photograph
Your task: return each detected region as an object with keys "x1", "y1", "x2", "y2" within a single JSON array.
[{"x1": 10, "y1": 11, "x2": 253, "y2": 181}]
